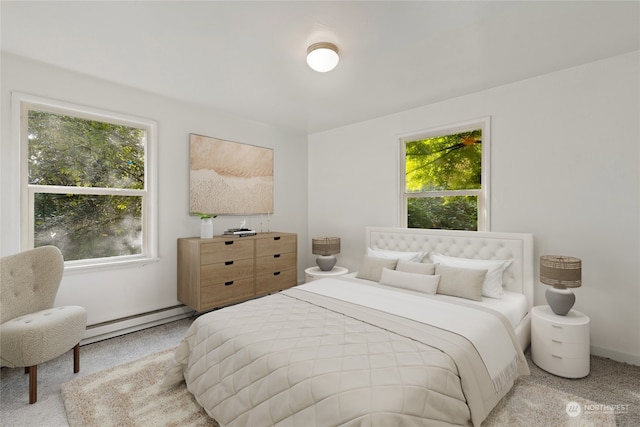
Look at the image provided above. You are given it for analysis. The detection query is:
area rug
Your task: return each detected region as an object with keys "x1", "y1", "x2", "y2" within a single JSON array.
[
  {"x1": 62, "y1": 347, "x2": 616, "y2": 427},
  {"x1": 61, "y1": 348, "x2": 217, "y2": 427}
]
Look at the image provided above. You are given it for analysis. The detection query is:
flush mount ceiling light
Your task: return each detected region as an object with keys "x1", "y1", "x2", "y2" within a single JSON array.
[{"x1": 306, "y1": 42, "x2": 339, "y2": 72}]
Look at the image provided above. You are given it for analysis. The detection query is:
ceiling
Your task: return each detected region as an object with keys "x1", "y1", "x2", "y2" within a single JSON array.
[{"x1": 2, "y1": 1, "x2": 639, "y2": 134}]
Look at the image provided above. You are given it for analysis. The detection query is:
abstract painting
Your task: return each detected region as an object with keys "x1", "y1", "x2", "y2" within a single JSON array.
[{"x1": 189, "y1": 134, "x2": 273, "y2": 215}]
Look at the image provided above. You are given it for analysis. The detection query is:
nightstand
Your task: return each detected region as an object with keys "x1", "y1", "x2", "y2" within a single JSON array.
[
  {"x1": 304, "y1": 266, "x2": 349, "y2": 282},
  {"x1": 531, "y1": 305, "x2": 590, "y2": 378}
]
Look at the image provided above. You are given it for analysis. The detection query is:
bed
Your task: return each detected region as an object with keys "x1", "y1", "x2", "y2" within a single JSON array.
[{"x1": 163, "y1": 227, "x2": 534, "y2": 427}]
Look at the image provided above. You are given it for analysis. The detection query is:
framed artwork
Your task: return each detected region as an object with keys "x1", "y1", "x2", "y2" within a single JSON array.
[{"x1": 189, "y1": 134, "x2": 273, "y2": 215}]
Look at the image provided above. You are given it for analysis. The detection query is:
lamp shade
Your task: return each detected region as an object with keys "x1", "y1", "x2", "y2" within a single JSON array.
[
  {"x1": 540, "y1": 255, "x2": 582, "y2": 288},
  {"x1": 312, "y1": 237, "x2": 340, "y2": 255},
  {"x1": 306, "y1": 42, "x2": 339, "y2": 72}
]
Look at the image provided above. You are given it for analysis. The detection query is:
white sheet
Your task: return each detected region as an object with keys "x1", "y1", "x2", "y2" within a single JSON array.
[
  {"x1": 297, "y1": 278, "x2": 521, "y2": 391},
  {"x1": 430, "y1": 290, "x2": 528, "y2": 329}
]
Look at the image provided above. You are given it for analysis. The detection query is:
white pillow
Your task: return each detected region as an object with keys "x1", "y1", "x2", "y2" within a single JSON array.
[
  {"x1": 396, "y1": 260, "x2": 435, "y2": 275},
  {"x1": 379, "y1": 268, "x2": 440, "y2": 294},
  {"x1": 367, "y1": 247, "x2": 426, "y2": 262},
  {"x1": 432, "y1": 253, "x2": 512, "y2": 299}
]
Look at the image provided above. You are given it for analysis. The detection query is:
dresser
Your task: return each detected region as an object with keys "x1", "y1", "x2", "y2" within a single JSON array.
[
  {"x1": 531, "y1": 305, "x2": 590, "y2": 378},
  {"x1": 177, "y1": 232, "x2": 297, "y2": 311}
]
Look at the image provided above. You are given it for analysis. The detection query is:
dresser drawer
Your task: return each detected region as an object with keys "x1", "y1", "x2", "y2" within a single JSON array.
[
  {"x1": 534, "y1": 338, "x2": 589, "y2": 358},
  {"x1": 256, "y1": 269, "x2": 297, "y2": 295},
  {"x1": 200, "y1": 276, "x2": 254, "y2": 309},
  {"x1": 256, "y1": 235, "x2": 296, "y2": 257},
  {"x1": 201, "y1": 258, "x2": 254, "y2": 284},
  {"x1": 200, "y1": 239, "x2": 254, "y2": 264},
  {"x1": 534, "y1": 318, "x2": 590, "y2": 344},
  {"x1": 532, "y1": 351, "x2": 590, "y2": 378},
  {"x1": 256, "y1": 252, "x2": 297, "y2": 275}
]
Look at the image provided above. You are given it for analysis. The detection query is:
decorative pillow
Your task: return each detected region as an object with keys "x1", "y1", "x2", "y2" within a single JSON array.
[
  {"x1": 356, "y1": 256, "x2": 399, "y2": 282},
  {"x1": 435, "y1": 265, "x2": 486, "y2": 301},
  {"x1": 379, "y1": 268, "x2": 440, "y2": 294},
  {"x1": 367, "y1": 248, "x2": 426, "y2": 262},
  {"x1": 395, "y1": 260, "x2": 436, "y2": 275},
  {"x1": 432, "y1": 253, "x2": 512, "y2": 299}
]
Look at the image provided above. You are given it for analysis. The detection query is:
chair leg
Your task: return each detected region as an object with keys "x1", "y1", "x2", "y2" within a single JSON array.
[
  {"x1": 23, "y1": 345, "x2": 79, "y2": 404},
  {"x1": 28, "y1": 365, "x2": 37, "y2": 404},
  {"x1": 73, "y1": 343, "x2": 80, "y2": 373}
]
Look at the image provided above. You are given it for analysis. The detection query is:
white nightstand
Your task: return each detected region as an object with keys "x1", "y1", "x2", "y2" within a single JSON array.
[
  {"x1": 304, "y1": 266, "x2": 349, "y2": 282},
  {"x1": 531, "y1": 305, "x2": 590, "y2": 378}
]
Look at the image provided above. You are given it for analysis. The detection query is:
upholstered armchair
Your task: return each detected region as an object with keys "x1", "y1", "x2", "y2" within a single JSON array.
[{"x1": 1, "y1": 246, "x2": 87, "y2": 403}]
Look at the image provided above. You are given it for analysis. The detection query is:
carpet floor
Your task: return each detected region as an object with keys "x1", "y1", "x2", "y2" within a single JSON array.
[
  {"x1": 2, "y1": 317, "x2": 638, "y2": 426},
  {"x1": 60, "y1": 346, "x2": 617, "y2": 427}
]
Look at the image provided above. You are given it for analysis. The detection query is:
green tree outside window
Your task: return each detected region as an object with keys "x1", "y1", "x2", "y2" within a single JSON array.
[
  {"x1": 27, "y1": 110, "x2": 146, "y2": 261},
  {"x1": 403, "y1": 127, "x2": 484, "y2": 231}
]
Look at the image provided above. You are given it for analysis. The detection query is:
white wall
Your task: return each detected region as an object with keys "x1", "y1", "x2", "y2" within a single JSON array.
[
  {"x1": 1, "y1": 54, "x2": 309, "y2": 338},
  {"x1": 308, "y1": 52, "x2": 640, "y2": 365}
]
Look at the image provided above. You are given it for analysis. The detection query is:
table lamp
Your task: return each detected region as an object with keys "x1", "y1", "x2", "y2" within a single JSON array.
[
  {"x1": 540, "y1": 255, "x2": 582, "y2": 316},
  {"x1": 312, "y1": 237, "x2": 340, "y2": 271}
]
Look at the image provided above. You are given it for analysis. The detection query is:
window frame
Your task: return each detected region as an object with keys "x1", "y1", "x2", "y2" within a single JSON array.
[
  {"x1": 398, "y1": 117, "x2": 491, "y2": 231},
  {"x1": 14, "y1": 92, "x2": 159, "y2": 271}
]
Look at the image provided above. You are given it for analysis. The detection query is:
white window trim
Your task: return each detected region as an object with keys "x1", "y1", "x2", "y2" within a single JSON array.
[
  {"x1": 13, "y1": 92, "x2": 159, "y2": 271},
  {"x1": 398, "y1": 117, "x2": 491, "y2": 231}
]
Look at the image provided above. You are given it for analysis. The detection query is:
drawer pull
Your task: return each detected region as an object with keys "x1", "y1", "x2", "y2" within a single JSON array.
[
  {"x1": 552, "y1": 339, "x2": 563, "y2": 343},
  {"x1": 225, "y1": 241, "x2": 234, "y2": 245},
  {"x1": 225, "y1": 261, "x2": 234, "y2": 266},
  {"x1": 551, "y1": 325, "x2": 563, "y2": 329},
  {"x1": 273, "y1": 254, "x2": 281, "y2": 258},
  {"x1": 273, "y1": 271, "x2": 281, "y2": 276},
  {"x1": 224, "y1": 281, "x2": 234, "y2": 286},
  {"x1": 552, "y1": 354, "x2": 563, "y2": 359},
  {"x1": 273, "y1": 236, "x2": 281, "y2": 241}
]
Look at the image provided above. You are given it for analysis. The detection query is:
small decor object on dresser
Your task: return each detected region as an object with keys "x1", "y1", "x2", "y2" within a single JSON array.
[
  {"x1": 192, "y1": 212, "x2": 216, "y2": 239},
  {"x1": 531, "y1": 305, "x2": 590, "y2": 378}
]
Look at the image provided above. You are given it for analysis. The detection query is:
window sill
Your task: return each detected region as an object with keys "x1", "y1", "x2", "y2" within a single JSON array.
[{"x1": 63, "y1": 256, "x2": 160, "y2": 274}]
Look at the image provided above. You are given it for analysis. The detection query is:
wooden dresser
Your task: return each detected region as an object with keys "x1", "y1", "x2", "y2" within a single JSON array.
[{"x1": 177, "y1": 232, "x2": 297, "y2": 312}]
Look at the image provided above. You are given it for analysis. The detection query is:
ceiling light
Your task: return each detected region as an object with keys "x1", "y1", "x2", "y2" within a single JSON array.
[{"x1": 306, "y1": 42, "x2": 339, "y2": 72}]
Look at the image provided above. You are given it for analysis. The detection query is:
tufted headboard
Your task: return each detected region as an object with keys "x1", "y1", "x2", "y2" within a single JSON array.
[{"x1": 366, "y1": 227, "x2": 534, "y2": 310}]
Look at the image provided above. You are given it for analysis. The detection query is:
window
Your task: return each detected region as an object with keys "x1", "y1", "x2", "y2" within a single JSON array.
[
  {"x1": 16, "y1": 93, "x2": 157, "y2": 268},
  {"x1": 400, "y1": 118, "x2": 490, "y2": 231}
]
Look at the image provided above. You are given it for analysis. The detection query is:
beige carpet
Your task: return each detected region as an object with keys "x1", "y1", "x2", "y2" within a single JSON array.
[
  {"x1": 61, "y1": 348, "x2": 616, "y2": 427},
  {"x1": 61, "y1": 348, "x2": 217, "y2": 427}
]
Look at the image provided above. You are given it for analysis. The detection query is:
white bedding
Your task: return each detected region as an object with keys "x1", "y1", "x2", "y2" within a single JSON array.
[
  {"x1": 299, "y1": 278, "x2": 521, "y2": 391},
  {"x1": 344, "y1": 272, "x2": 529, "y2": 329},
  {"x1": 164, "y1": 276, "x2": 529, "y2": 427}
]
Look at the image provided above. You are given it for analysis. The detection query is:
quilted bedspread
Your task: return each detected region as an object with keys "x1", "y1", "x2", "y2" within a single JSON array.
[{"x1": 163, "y1": 280, "x2": 528, "y2": 427}]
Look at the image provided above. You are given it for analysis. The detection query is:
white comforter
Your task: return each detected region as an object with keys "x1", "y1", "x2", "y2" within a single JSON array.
[{"x1": 163, "y1": 278, "x2": 529, "y2": 426}]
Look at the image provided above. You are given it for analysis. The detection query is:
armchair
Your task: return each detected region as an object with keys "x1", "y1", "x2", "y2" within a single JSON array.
[{"x1": 1, "y1": 246, "x2": 87, "y2": 403}]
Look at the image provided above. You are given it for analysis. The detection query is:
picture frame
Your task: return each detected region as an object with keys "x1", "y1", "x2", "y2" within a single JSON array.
[{"x1": 189, "y1": 134, "x2": 273, "y2": 215}]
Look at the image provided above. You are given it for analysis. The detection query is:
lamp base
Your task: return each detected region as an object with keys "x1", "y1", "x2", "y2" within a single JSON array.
[
  {"x1": 545, "y1": 286, "x2": 576, "y2": 316},
  {"x1": 316, "y1": 255, "x2": 337, "y2": 271}
]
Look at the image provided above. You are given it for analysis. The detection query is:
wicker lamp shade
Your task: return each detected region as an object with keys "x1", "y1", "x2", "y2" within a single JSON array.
[
  {"x1": 312, "y1": 237, "x2": 341, "y2": 256},
  {"x1": 540, "y1": 255, "x2": 582, "y2": 316},
  {"x1": 540, "y1": 255, "x2": 582, "y2": 288}
]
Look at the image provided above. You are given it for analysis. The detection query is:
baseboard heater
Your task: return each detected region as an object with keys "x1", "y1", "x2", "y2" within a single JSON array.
[{"x1": 82, "y1": 305, "x2": 193, "y2": 345}]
